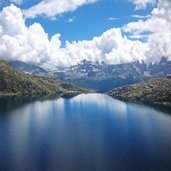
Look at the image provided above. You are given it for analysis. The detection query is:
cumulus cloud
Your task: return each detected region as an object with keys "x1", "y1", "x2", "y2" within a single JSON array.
[
  {"x1": 152, "y1": 0, "x2": 171, "y2": 21},
  {"x1": 23, "y1": 0, "x2": 97, "y2": 19},
  {"x1": 64, "y1": 28, "x2": 147, "y2": 65},
  {"x1": 0, "y1": 4, "x2": 148, "y2": 68},
  {"x1": 124, "y1": 0, "x2": 171, "y2": 63},
  {"x1": 130, "y1": 0, "x2": 157, "y2": 10},
  {"x1": 0, "y1": 4, "x2": 70, "y2": 68},
  {"x1": 0, "y1": 0, "x2": 171, "y2": 69}
]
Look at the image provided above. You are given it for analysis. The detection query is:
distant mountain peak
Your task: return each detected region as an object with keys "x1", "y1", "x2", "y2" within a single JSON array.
[
  {"x1": 160, "y1": 56, "x2": 168, "y2": 63},
  {"x1": 8, "y1": 60, "x2": 48, "y2": 76},
  {"x1": 8, "y1": 57, "x2": 171, "y2": 92}
]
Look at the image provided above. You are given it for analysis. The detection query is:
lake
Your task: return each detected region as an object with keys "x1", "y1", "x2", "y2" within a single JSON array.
[{"x1": 0, "y1": 93, "x2": 171, "y2": 171}]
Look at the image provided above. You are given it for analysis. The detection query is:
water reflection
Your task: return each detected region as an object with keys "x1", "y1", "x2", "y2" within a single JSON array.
[
  {"x1": 0, "y1": 94, "x2": 171, "y2": 171},
  {"x1": 0, "y1": 95, "x2": 60, "y2": 116}
]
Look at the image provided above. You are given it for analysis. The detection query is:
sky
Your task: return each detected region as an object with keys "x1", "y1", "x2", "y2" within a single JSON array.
[{"x1": 0, "y1": 0, "x2": 171, "y2": 69}]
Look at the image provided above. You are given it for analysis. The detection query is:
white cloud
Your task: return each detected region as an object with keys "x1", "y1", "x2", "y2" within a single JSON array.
[
  {"x1": 124, "y1": 17, "x2": 170, "y2": 35},
  {"x1": 124, "y1": 0, "x2": 171, "y2": 63},
  {"x1": 0, "y1": 4, "x2": 148, "y2": 68},
  {"x1": 152, "y1": 0, "x2": 171, "y2": 21},
  {"x1": 107, "y1": 17, "x2": 119, "y2": 21},
  {"x1": 64, "y1": 28, "x2": 147, "y2": 65},
  {"x1": 131, "y1": 14, "x2": 151, "y2": 19},
  {"x1": 0, "y1": 4, "x2": 70, "y2": 68},
  {"x1": 9, "y1": 0, "x2": 24, "y2": 5},
  {"x1": 130, "y1": 0, "x2": 157, "y2": 10},
  {"x1": 0, "y1": 0, "x2": 171, "y2": 69},
  {"x1": 23, "y1": 0, "x2": 97, "y2": 19},
  {"x1": 67, "y1": 17, "x2": 75, "y2": 23}
]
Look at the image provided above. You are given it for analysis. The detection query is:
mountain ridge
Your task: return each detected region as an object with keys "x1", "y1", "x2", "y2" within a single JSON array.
[
  {"x1": 108, "y1": 77, "x2": 171, "y2": 106},
  {"x1": 8, "y1": 57, "x2": 171, "y2": 92},
  {"x1": 0, "y1": 60, "x2": 90, "y2": 97},
  {"x1": 54, "y1": 57, "x2": 171, "y2": 92}
]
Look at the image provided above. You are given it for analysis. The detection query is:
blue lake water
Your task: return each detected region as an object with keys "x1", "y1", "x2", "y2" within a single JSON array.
[{"x1": 0, "y1": 93, "x2": 171, "y2": 171}]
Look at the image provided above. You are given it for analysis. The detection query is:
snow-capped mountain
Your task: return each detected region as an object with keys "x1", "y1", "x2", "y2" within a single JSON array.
[
  {"x1": 8, "y1": 57, "x2": 171, "y2": 92},
  {"x1": 148, "y1": 57, "x2": 171, "y2": 77},
  {"x1": 56, "y1": 60, "x2": 149, "y2": 92},
  {"x1": 53, "y1": 57, "x2": 171, "y2": 92}
]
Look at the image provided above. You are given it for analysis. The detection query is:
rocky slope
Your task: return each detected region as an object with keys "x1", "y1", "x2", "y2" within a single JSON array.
[
  {"x1": 54, "y1": 59, "x2": 150, "y2": 92},
  {"x1": 9, "y1": 60, "x2": 48, "y2": 76},
  {"x1": 108, "y1": 78, "x2": 171, "y2": 106},
  {"x1": 53, "y1": 57, "x2": 171, "y2": 92},
  {"x1": 0, "y1": 60, "x2": 90, "y2": 97},
  {"x1": 9, "y1": 57, "x2": 171, "y2": 92}
]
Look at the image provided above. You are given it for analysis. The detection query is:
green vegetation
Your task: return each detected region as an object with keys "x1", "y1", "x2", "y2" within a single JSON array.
[
  {"x1": 0, "y1": 60, "x2": 90, "y2": 97},
  {"x1": 108, "y1": 78, "x2": 171, "y2": 106}
]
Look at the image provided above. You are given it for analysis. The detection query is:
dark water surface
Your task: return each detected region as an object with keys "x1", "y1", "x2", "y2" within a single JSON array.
[{"x1": 0, "y1": 94, "x2": 171, "y2": 171}]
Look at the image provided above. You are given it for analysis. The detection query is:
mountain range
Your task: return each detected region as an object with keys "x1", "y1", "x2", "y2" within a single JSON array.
[
  {"x1": 9, "y1": 57, "x2": 171, "y2": 92},
  {"x1": 1, "y1": 59, "x2": 171, "y2": 106}
]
